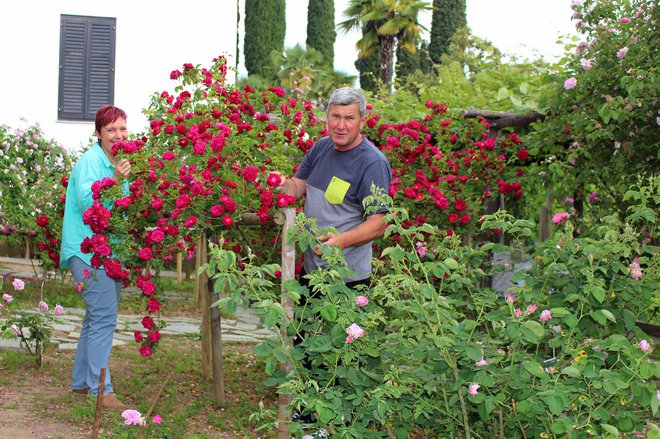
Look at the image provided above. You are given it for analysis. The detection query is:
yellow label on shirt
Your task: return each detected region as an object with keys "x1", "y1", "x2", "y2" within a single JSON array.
[{"x1": 325, "y1": 176, "x2": 350, "y2": 204}]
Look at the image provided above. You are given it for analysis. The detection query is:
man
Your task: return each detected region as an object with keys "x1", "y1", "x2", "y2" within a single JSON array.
[
  {"x1": 60, "y1": 105, "x2": 132, "y2": 410},
  {"x1": 279, "y1": 87, "x2": 391, "y2": 286}
]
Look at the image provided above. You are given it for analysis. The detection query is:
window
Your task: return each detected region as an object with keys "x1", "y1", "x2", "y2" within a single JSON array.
[{"x1": 58, "y1": 15, "x2": 116, "y2": 121}]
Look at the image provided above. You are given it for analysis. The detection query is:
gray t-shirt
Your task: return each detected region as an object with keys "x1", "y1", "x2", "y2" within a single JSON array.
[{"x1": 295, "y1": 135, "x2": 392, "y2": 281}]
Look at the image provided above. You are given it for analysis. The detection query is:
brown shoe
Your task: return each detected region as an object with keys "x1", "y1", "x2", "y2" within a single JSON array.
[
  {"x1": 72, "y1": 387, "x2": 90, "y2": 396},
  {"x1": 100, "y1": 393, "x2": 128, "y2": 410}
]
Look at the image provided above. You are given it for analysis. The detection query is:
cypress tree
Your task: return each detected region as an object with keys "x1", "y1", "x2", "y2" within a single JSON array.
[
  {"x1": 306, "y1": 0, "x2": 336, "y2": 68},
  {"x1": 395, "y1": 42, "x2": 420, "y2": 82},
  {"x1": 244, "y1": 0, "x2": 286, "y2": 78},
  {"x1": 428, "y1": 0, "x2": 467, "y2": 64}
]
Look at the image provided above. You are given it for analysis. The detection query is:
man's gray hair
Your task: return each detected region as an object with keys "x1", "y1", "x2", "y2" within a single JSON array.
[{"x1": 327, "y1": 87, "x2": 367, "y2": 118}]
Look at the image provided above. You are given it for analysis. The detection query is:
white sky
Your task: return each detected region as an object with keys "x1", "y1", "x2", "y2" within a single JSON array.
[{"x1": 258, "y1": 0, "x2": 580, "y2": 77}]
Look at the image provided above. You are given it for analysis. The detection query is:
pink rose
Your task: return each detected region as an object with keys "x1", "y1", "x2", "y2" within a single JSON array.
[
  {"x1": 54, "y1": 304, "x2": 65, "y2": 315},
  {"x1": 552, "y1": 212, "x2": 570, "y2": 225},
  {"x1": 564, "y1": 77, "x2": 577, "y2": 90},
  {"x1": 345, "y1": 323, "x2": 365, "y2": 343},
  {"x1": 539, "y1": 310, "x2": 552, "y2": 322},
  {"x1": 617, "y1": 47, "x2": 629, "y2": 58},
  {"x1": 355, "y1": 296, "x2": 369, "y2": 307},
  {"x1": 38, "y1": 301, "x2": 49, "y2": 312},
  {"x1": 468, "y1": 383, "x2": 480, "y2": 396},
  {"x1": 475, "y1": 358, "x2": 488, "y2": 367},
  {"x1": 628, "y1": 257, "x2": 642, "y2": 280},
  {"x1": 12, "y1": 278, "x2": 25, "y2": 291},
  {"x1": 637, "y1": 339, "x2": 651, "y2": 352}
]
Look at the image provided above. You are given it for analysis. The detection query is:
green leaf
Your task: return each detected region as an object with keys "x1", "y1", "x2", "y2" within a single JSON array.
[
  {"x1": 543, "y1": 394, "x2": 565, "y2": 415},
  {"x1": 319, "y1": 304, "x2": 337, "y2": 322},
  {"x1": 561, "y1": 366, "x2": 581, "y2": 378},
  {"x1": 602, "y1": 424, "x2": 620, "y2": 436},
  {"x1": 264, "y1": 356, "x2": 277, "y2": 375},
  {"x1": 308, "y1": 335, "x2": 333, "y2": 353},
  {"x1": 522, "y1": 320, "x2": 545, "y2": 343},
  {"x1": 443, "y1": 257, "x2": 460, "y2": 270},
  {"x1": 523, "y1": 360, "x2": 546, "y2": 378}
]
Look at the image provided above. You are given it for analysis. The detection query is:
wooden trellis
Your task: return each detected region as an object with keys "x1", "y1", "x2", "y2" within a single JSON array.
[{"x1": 193, "y1": 207, "x2": 296, "y2": 436}]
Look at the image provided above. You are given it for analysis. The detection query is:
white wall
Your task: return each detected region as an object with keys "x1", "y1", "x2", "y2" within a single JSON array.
[{"x1": 0, "y1": 1, "x2": 239, "y2": 153}]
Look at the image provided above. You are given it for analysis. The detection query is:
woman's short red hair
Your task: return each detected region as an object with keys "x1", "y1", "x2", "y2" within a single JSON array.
[{"x1": 95, "y1": 105, "x2": 127, "y2": 134}]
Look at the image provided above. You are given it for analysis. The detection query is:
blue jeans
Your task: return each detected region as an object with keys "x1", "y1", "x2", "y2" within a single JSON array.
[{"x1": 68, "y1": 256, "x2": 121, "y2": 396}]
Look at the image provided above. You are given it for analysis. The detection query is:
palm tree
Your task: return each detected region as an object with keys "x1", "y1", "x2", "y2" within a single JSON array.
[{"x1": 338, "y1": 0, "x2": 431, "y2": 91}]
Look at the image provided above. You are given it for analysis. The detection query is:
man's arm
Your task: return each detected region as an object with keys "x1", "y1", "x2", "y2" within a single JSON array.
[{"x1": 319, "y1": 213, "x2": 388, "y2": 249}]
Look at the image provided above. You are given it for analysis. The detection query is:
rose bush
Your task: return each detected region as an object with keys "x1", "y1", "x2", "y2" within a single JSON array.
[
  {"x1": 0, "y1": 276, "x2": 65, "y2": 366},
  {"x1": 209, "y1": 184, "x2": 658, "y2": 437},
  {"x1": 527, "y1": 0, "x2": 658, "y2": 223},
  {"x1": 0, "y1": 123, "x2": 73, "y2": 269},
  {"x1": 77, "y1": 54, "x2": 531, "y2": 357}
]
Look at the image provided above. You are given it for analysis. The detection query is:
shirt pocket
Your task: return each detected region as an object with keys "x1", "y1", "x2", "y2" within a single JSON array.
[{"x1": 325, "y1": 176, "x2": 351, "y2": 204}]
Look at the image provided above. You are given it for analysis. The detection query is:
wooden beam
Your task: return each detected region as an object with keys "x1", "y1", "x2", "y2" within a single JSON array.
[{"x1": 277, "y1": 208, "x2": 296, "y2": 439}]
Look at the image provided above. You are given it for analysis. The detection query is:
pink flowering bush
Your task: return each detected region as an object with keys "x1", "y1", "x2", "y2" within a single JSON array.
[
  {"x1": 0, "y1": 276, "x2": 65, "y2": 366},
  {"x1": 207, "y1": 189, "x2": 658, "y2": 437},
  {"x1": 0, "y1": 124, "x2": 73, "y2": 269},
  {"x1": 528, "y1": 0, "x2": 658, "y2": 223}
]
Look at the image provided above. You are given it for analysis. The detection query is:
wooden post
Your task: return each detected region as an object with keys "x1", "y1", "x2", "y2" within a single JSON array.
[
  {"x1": 539, "y1": 185, "x2": 553, "y2": 242},
  {"x1": 24, "y1": 236, "x2": 30, "y2": 260},
  {"x1": 92, "y1": 368, "x2": 106, "y2": 439},
  {"x1": 176, "y1": 252, "x2": 183, "y2": 287},
  {"x1": 197, "y1": 234, "x2": 212, "y2": 380},
  {"x1": 277, "y1": 208, "x2": 296, "y2": 439},
  {"x1": 209, "y1": 268, "x2": 226, "y2": 403}
]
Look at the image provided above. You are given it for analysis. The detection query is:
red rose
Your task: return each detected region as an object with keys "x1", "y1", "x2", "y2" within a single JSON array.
[
  {"x1": 134, "y1": 331, "x2": 143, "y2": 343},
  {"x1": 138, "y1": 247, "x2": 153, "y2": 261},
  {"x1": 147, "y1": 298, "x2": 161, "y2": 312},
  {"x1": 36, "y1": 215, "x2": 49, "y2": 228},
  {"x1": 139, "y1": 345, "x2": 152, "y2": 357},
  {"x1": 242, "y1": 166, "x2": 259, "y2": 183},
  {"x1": 142, "y1": 316, "x2": 154, "y2": 329},
  {"x1": 222, "y1": 215, "x2": 234, "y2": 226},
  {"x1": 208, "y1": 205, "x2": 223, "y2": 217},
  {"x1": 460, "y1": 214, "x2": 471, "y2": 225},
  {"x1": 517, "y1": 148, "x2": 529, "y2": 160},
  {"x1": 454, "y1": 199, "x2": 468, "y2": 212},
  {"x1": 148, "y1": 330, "x2": 161, "y2": 342},
  {"x1": 266, "y1": 172, "x2": 282, "y2": 188},
  {"x1": 184, "y1": 216, "x2": 198, "y2": 228},
  {"x1": 150, "y1": 229, "x2": 165, "y2": 243},
  {"x1": 448, "y1": 213, "x2": 459, "y2": 224}
]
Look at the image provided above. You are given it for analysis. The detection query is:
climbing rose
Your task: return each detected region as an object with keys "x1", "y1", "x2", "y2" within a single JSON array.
[
  {"x1": 564, "y1": 77, "x2": 577, "y2": 90},
  {"x1": 3, "y1": 294, "x2": 13, "y2": 302},
  {"x1": 617, "y1": 47, "x2": 629, "y2": 58},
  {"x1": 517, "y1": 148, "x2": 529, "y2": 160},
  {"x1": 468, "y1": 383, "x2": 480, "y2": 396},
  {"x1": 355, "y1": 296, "x2": 369, "y2": 307},
  {"x1": 38, "y1": 301, "x2": 49, "y2": 312},
  {"x1": 54, "y1": 304, "x2": 65, "y2": 315}
]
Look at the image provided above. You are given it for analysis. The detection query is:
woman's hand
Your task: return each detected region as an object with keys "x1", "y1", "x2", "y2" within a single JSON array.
[{"x1": 113, "y1": 158, "x2": 131, "y2": 181}]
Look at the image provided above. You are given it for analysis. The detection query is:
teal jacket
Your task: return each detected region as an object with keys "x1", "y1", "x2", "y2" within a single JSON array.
[{"x1": 59, "y1": 143, "x2": 125, "y2": 269}]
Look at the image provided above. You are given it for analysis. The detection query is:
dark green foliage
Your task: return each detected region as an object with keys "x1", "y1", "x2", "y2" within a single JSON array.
[
  {"x1": 306, "y1": 0, "x2": 336, "y2": 68},
  {"x1": 355, "y1": 47, "x2": 380, "y2": 93},
  {"x1": 244, "y1": 0, "x2": 286, "y2": 78},
  {"x1": 428, "y1": 0, "x2": 467, "y2": 64}
]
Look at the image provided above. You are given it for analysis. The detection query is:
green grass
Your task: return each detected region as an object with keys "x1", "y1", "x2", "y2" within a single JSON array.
[{"x1": 1, "y1": 339, "x2": 278, "y2": 438}]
